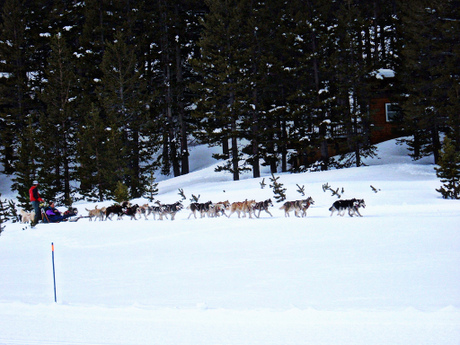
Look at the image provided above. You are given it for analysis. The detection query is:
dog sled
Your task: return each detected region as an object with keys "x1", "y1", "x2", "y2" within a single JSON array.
[
  {"x1": 41, "y1": 207, "x2": 50, "y2": 223},
  {"x1": 40, "y1": 206, "x2": 83, "y2": 224}
]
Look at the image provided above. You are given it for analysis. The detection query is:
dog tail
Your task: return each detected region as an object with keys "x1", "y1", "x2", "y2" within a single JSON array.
[{"x1": 329, "y1": 206, "x2": 333, "y2": 211}]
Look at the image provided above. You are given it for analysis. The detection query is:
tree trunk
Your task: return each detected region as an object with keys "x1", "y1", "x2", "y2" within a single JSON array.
[
  {"x1": 431, "y1": 125, "x2": 441, "y2": 164},
  {"x1": 175, "y1": 4, "x2": 189, "y2": 176},
  {"x1": 231, "y1": 118, "x2": 239, "y2": 181},
  {"x1": 251, "y1": 89, "x2": 260, "y2": 178}
]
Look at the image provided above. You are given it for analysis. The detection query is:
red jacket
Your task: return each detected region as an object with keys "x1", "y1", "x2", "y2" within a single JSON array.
[{"x1": 29, "y1": 186, "x2": 44, "y2": 202}]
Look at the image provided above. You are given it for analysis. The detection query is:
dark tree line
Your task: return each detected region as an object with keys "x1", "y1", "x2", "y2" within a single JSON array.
[{"x1": 0, "y1": 0, "x2": 458, "y2": 207}]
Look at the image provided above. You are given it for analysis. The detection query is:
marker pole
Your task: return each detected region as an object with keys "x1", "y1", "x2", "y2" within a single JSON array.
[{"x1": 51, "y1": 242, "x2": 57, "y2": 303}]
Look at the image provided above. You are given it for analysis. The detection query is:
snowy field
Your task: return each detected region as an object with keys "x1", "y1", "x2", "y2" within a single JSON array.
[{"x1": 0, "y1": 139, "x2": 459, "y2": 345}]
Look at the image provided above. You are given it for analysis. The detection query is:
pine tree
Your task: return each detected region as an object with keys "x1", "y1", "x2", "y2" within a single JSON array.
[
  {"x1": 0, "y1": 194, "x2": 6, "y2": 235},
  {"x1": 38, "y1": 33, "x2": 78, "y2": 205},
  {"x1": 7, "y1": 199, "x2": 19, "y2": 223},
  {"x1": 269, "y1": 173, "x2": 286, "y2": 203},
  {"x1": 327, "y1": 1, "x2": 376, "y2": 167},
  {"x1": 285, "y1": 0, "x2": 335, "y2": 171},
  {"x1": 11, "y1": 118, "x2": 39, "y2": 209},
  {"x1": 233, "y1": 0, "x2": 263, "y2": 178},
  {"x1": 398, "y1": 0, "x2": 456, "y2": 164},
  {"x1": 238, "y1": 0, "x2": 295, "y2": 177},
  {"x1": 195, "y1": 0, "x2": 292, "y2": 178},
  {"x1": 144, "y1": 173, "x2": 159, "y2": 202},
  {"x1": 430, "y1": 0, "x2": 460, "y2": 155},
  {"x1": 191, "y1": 0, "x2": 250, "y2": 181},
  {"x1": 113, "y1": 181, "x2": 129, "y2": 204},
  {"x1": 0, "y1": 0, "x2": 32, "y2": 174},
  {"x1": 99, "y1": 30, "x2": 148, "y2": 197},
  {"x1": 76, "y1": 104, "x2": 117, "y2": 202},
  {"x1": 151, "y1": 0, "x2": 205, "y2": 178},
  {"x1": 435, "y1": 136, "x2": 460, "y2": 199},
  {"x1": 74, "y1": 0, "x2": 108, "y2": 111}
]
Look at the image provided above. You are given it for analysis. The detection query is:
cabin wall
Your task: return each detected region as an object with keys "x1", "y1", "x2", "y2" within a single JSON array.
[
  {"x1": 369, "y1": 97, "x2": 401, "y2": 144},
  {"x1": 291, "y1": 96, "x2": 402, "y2": 170}
]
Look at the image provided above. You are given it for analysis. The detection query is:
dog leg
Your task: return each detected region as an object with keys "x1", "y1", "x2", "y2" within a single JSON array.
[{"x1": 352, "y1": 208, "x2": 363, "y2": 217}]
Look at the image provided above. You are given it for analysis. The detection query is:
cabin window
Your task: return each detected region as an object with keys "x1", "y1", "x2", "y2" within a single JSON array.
[{"x1": 385, "y1": 103, "x2": 400, "y2": 122}]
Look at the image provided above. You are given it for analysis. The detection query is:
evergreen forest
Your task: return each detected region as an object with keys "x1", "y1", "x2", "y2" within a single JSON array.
[{"x1": 0, "y1": 0, "x2": 458, "y2": 206}]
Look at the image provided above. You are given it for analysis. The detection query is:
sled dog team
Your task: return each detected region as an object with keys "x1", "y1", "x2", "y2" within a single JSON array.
[
  {"x1": 20, "y1": 197, "x2": 366, "y2": 223},
  {"x1": 81, "y1": 201, "x2": 185, "y2": 221},
  {"x1": 84, "y1": 197, "x2": 365, "y2": 221}
]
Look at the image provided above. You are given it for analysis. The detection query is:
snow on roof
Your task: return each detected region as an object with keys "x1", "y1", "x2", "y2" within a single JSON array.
[{"x1": 371, "y1": 68, "x2": 395, "y2": 79}]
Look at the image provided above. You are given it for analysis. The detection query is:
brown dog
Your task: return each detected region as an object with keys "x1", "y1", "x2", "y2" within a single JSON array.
[{"x1": 227, "y1": 199, "x2": 256, "y2": 218}]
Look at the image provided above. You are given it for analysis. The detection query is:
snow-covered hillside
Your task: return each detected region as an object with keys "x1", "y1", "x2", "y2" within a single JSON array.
[{"x1": 0, "y1": 138, "x2": 459, "y2": 345}]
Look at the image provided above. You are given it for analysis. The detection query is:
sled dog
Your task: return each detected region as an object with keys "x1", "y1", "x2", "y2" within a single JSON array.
[
  {"x1": 137, "y1": 204, "x2": 164, "y2": 220},
  {"x1": 329, "y1": 198, "x2": 366, "y2": 217},
  {"x1": 253, "y1": 199, "x2": 274, "y2": 218},
  {"x1": 85, "y1": 205, "x2": 105, "y2": 221},
  {"x1": 150, "y1": 205, "x2": 165, "y2": 220},
  {"x1": 105, "y1": 204, "x2": 125, "y2": 220},
  {"x1": 124, "y1": 204, "x2": 139, "y2": 220},
  {"x1": 160, "y1": 202, "x2": 183, "y2": 220},
  {"x1": 104, "y1": 201, "x2": 132, "y2": 221},
  {"x1": 211, "y1": 200, "x2": 230, "y2": 217},
  {"x1": 20, "y1": 209, "x2": 35, "y2": 224},
  {"x1": 228, "y1": 199, "x2": 256, "y2": 218},
  {"x1": 279, "y1": 197, "x2": 314, "y2": 217},
  {"x1": 187, "y1": 201, "x2": 213, "y2": 219}
]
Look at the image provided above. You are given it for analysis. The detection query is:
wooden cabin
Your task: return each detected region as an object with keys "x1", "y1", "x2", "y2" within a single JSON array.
[
  {"x1": 368, "y1": 68, "x2": 402, "y2": 145},
  {"x1": 291, "y1": 69, "x2": 402, "y2": 169}
]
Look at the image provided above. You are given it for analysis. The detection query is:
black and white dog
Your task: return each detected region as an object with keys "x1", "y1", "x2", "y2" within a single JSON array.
[
  {"x1": 105, "y1": 201, "x2": 131, "y2": 220},
  {"x1": 329, "y1": 198, "x2": 366, "y2": 217},
  {"x1": 160, "y1": 201, "x2": 183, "y2": 220},
  {"x1": 253, "y1": 199, "x2": 274, "y2": 218},
  {"x1": 187, "y1": 201, "x2": 213, "y2": 219},
  {"x1": 138, "y1": 204, "x2": 164, "y2": 220},
  {"x1": 124, "y1": 204, "x2": 139, "y2": 220}
]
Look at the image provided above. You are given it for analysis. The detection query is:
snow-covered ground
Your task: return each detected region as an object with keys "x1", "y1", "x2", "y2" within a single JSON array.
[{"x1": 0, "y1": 139, "x2": 459, "y2": 345}]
